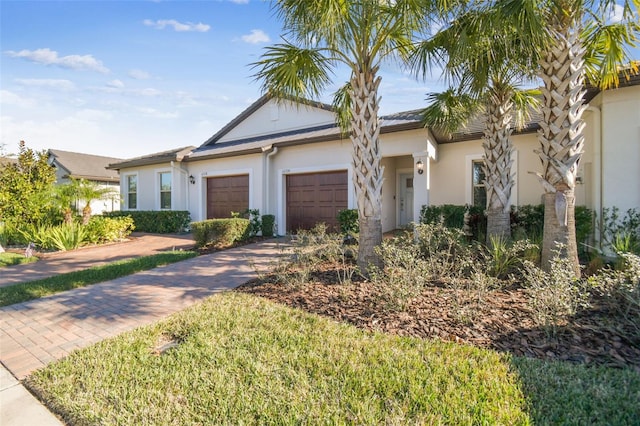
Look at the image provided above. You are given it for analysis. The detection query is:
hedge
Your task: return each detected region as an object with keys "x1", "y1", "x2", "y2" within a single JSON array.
[
  {"x1": 191, "y1": 218, "x2": 251, "y2": 248},
  {"x1": 105, "y1": 210, "x2": 191, "y2": 234}
]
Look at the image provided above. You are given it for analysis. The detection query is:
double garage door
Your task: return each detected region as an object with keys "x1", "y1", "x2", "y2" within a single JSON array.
[{"x1": 206, "y1": 170, "x2": 347, "y2": 232}]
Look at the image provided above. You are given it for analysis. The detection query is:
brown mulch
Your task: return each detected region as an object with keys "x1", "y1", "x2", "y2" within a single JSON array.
[{"x1": 237, "y1": 264, "x2": 640, "y2": 372}]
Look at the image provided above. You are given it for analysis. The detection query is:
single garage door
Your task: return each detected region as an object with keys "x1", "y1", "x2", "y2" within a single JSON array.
[
  {"x1": 207, "y1": 174, "x2": 249, "y2": 219},
  {"x1": 286, "y1": 170, "x2": 348, "y2": 232}
]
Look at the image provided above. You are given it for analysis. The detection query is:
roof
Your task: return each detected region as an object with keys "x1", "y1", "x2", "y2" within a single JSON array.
[
  {"x1": 187, "y1": 110, "x2": 427, "y2": 161},
  {"x1": 0, "y1": 156, "x2": 18, "y2": 167},
  {"x1": 107, "y1": 146, "x2": 196, "y2": 170},
  {"x1": 48, "y1": 149, "x2": 123, "y2": 182}
]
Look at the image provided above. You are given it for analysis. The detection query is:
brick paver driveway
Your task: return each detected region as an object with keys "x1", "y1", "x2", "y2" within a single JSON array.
[{"x1": 0, "y1": 239, "x2": 285, "y2": 379}]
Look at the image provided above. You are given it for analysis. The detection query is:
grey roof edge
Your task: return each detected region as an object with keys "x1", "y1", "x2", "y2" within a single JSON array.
[
  {"x1": 64, "y1": 173, "x2": 120, "y2": 183},
  {"x1": 200, "y1": 94, "x2": 335, "y2": 147},
  {"x1": 107, "y1": 146, "x2": 196, "y2": 170}
]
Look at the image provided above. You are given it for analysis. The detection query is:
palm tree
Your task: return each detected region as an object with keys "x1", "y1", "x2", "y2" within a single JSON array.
[
  {"x1": 53, "y1": 179, "x2": 81, "y2": 225},
  {"x1": 495, "y1": 0, "x2": 639, "y2": 275},
  {"x1": 413, "y1": 11, "x2": 539, "y2": 244},
  {"x1": 252, "y1": 0, "x2": 445, "y2": 272},
  {"x1": 76, "y1": 179, "x2": 117, "y2": 225}
]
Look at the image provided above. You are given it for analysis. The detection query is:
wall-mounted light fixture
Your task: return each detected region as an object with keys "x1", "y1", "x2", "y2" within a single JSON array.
[
  {"x1": 189, "y1": 175, "x2": 196, "y2": 185},
  {"x1": 416, "y1": 159, "x2": 424, "y2": 175}
]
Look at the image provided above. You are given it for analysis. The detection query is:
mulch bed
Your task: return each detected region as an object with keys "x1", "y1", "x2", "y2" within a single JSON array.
[{"x1": 237, "y1": 264, "x2": 640, "y2": 372}]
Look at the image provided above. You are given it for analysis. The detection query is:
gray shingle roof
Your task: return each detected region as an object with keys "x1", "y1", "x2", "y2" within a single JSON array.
[
  {"x1": 107, "y1": 146, "x2": 196, "y2": 170},
  {"x1": 48, "y1": 149, "x2": 123, "y2": 182}
]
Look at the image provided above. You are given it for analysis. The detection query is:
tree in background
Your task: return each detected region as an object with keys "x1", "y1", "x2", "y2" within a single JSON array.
[{"x1": 0, "y1": 141, "x2": 56, "y2": 229}]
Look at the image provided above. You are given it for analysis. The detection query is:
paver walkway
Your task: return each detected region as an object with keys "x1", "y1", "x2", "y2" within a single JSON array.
[
  {"x1": 0, "y1": 239, "x2": 285, "y2": 379},
  {"x1": 1, "y1": 233, "x2": 195, "y2": 286}
]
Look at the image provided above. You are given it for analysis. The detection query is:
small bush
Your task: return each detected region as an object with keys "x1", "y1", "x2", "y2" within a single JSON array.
[
  {"x1": 414, "y1": 222, "x2": 473, "y2": 281},
  {"x1": 337, "y1": 209, "x2": 359, "y2": 236},
  {"x1": 47, "y1": 223, "x2": 87, "y2": 251},
  {"x1": 105, "y1": 210, "x2": 190, "y2": 233},
  {"x1": 191, "y1": 218, "x2": 250, "y2": 248},
  {"x1": 522, "y1": 247, "x2": 589, "y2": 335},
  {"x1": 420, "y1": 204, "x2": 486, "y2": 241},
  {"x1": 483, "y1": 236, "x2": 538, "y2": 279},
  {"x1": 600, "y1": 207, "x2": 640, "y2": 256},
  {"x1": 84, "y1": 216, "x2": 135, "y2": 244},
  {"x1": 261, "y1": 214, "x2": 276, "y2": 237}
]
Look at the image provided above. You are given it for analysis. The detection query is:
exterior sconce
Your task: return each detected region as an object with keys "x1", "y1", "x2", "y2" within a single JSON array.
[
  {"x1": 189, "y1": 175, "x2": 196, "y2": 185},
  {"x1": 416, "y1": 159, "x2": 424, "y2": 175}
]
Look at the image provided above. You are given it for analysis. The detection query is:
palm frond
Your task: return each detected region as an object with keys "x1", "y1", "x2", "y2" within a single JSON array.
[
  {"x1": 251, "y1": 43, "x2": 335, "y2": 102},
  {"x1": 421, "y1": 89, "x2": 482, "y2": 134},
  {"x1": 331, "y1": 82, "x2": 353, "y2": 136}
]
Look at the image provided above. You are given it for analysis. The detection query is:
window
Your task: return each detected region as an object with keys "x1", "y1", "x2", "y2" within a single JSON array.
[
  {"x1": 126, "y1": 175, "x2": 137, "y2": 209},
  {"x1": 472, "y1": 160, "x2": 486, "y2": 207},
  {"x1": 159, "y1": 172, "x2": 171, "y2": 210}
]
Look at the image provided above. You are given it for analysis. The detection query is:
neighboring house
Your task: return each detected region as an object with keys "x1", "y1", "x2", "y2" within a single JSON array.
[
  {"x1": 108, "y1": 75, "x2": 640, "y2": 235},
  {"x1": 48, "y1": 149, "x2": 123, "y2": 214},
  {"x1": 0, "y1": 157, "x2": 18, "y2": 168}
]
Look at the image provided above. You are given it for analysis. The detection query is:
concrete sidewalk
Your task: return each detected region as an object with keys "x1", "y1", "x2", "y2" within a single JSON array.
[{"x1": 0, "y1": 238, "x2": 286, "y2": 425}]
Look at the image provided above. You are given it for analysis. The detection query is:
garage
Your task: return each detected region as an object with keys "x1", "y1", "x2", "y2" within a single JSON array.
[
  {"x1": 286, "y1": 170, "x2": 348, "y2": 232},
  {"x1": 206, "y1": 174, "x2": 249, "y2": 219}
]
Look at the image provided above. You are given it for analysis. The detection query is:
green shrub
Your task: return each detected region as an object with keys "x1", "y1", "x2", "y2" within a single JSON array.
[
  {"x1": 85, "y1": 216, "x2": 135, "y2": 244},
  {"x1": 47, "y1": 223, "x2": 87, "y2": 251},
  {"x1": 261, "y1": 214, "x2": 276, "y2": 237},
  {"x1": 191, "y1": 218, "x2": 250, "y2": 248},
  {"x1": 337, "y1": 209, "x2": 359, "y2": 236},
  {"x1": 105, "y1": 210, "x2": 190, "y2": 233},
  {"x1": 600, "y1": 207, "x2": 640, "y2": 255},
  {"x1": 484, "y1": 235, "x2": 538, "y2": 279},
  {"x1": 420, "y1": 204, "x2": 485, "y2": 241},
  {"x1": 414, "y1": 222, "x2": 473, "y2": 281},
  {"x1": 233, "y1": 209, "x2": 261, "y2": 237}
]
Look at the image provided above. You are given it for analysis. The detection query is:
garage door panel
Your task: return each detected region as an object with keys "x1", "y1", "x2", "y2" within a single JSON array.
[
  {"x1": 286, "y1": 170, "x2": 347, "y2": 232},
  {"x1": 207, "y1": 175, "x2": 249, "y2": 219}
]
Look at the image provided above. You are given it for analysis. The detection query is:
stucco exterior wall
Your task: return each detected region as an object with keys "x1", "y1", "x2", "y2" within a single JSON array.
[
  {"x1": 119, "y1": 162, "x2": 187, "y2": 213},
  {"x1": 218, "y1": 100, "x2": 336, "y2": 143}
]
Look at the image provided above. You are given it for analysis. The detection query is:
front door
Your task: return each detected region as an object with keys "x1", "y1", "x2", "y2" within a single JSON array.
[{"x1": 399, "y1": 173, "x2": 414, "y2": 226}]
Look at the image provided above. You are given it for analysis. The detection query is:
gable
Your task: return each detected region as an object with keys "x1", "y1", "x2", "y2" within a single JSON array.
[{"x1": 204, "y1": 96, "x2": 337, "y2": 146}]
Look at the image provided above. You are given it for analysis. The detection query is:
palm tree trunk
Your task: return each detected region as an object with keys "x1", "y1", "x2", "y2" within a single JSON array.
[
  {"x1": 350, "y1": 68, "x2": 384, "y2": 273},
  {"x1": 536, "y1": 23, "x2": 585, "y2": 276},
  {"x1": 82, "y1": 204, "x2": 91, "y2": 225},
  {"x1": 483, "y1": 91, "x2": 514, "y2": 244}
]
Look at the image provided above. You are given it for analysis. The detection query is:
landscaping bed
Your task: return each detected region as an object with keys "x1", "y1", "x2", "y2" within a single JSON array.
[{"x1": 238, "y1": 267, "x2": 640, "y2": 372}]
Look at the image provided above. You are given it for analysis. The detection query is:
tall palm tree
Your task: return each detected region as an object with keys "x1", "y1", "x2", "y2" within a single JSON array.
[
  {"x1": 413, "y1": 11, "x2": 539, "y2": 244},
  {"x1": 253, "y1": 0, "x2": 445, "y2": 272},
  {"x1": 496, "y1": 0, "x2": 639, "y2": 275}
]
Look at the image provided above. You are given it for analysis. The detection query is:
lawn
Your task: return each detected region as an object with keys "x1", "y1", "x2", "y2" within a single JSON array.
[
  {"x1": 0, "y1": 251, "x2": 38, "y2": 268},
  {"x1": 27, "y1": 292, "x2": 640, "y2": 425},
  {"x1": 0, "y1": 251, "x2": 197, "y2": 306}
]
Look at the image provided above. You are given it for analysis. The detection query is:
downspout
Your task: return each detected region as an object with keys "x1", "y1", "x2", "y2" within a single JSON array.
[
  {"x1": 586, "y1": 105, "x2": 602, "y2": 250},
  {"x1": 262, "y1": 145, "x2": 279, "y2": 214}
]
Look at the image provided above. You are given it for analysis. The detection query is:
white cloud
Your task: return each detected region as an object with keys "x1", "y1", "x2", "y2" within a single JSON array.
[
  {"x1": 607, "y1": 4, "x2": 624, "y2": 23},
  {"x1": 5, "y1": 48, "x2": 109, "y2": 73},
  {"x1": 128, "y1": 69, "x2": 151, "y2": 80},
  {"x1": 240, "y1": 29, "x2": 270, "y2": 44},
  {"x1": 133, "y1": 88, "x2": 162, "y2": 97},
  {"x1": 137, "y1": 107, "x2": 179, "y2": 119},
  {"x1": 230, "y1": 0, "x2": 249, "y2": 4},
  {"x1": 14, "y1": 78, "x2": 76, "y2": 90},
  {"x1": 143, "y1": 19, "x2": 210, "y2": 32},
  {"x1": 106, "y1": 79, "x2": 125, "y2": 89},
  {"x1": 0, "y1": 90, "x2": 36, "y2": 108}
]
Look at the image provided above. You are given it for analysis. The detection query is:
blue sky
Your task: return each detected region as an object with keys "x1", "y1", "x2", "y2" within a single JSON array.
[
  {"x1": 1, "y1": 1, "x2": 637, "y2": 160},
  {"x1": 0, "y1": 0, "x2": 438, "y2": 159}
]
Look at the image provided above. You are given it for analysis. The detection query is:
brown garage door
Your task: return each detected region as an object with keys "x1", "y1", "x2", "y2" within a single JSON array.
[
  {"x1": 207, "y1": 175, "x2": 249, "y2": 219},
  {"x1": 286, "y1": 170, "x2": 348, "y2": 232}
]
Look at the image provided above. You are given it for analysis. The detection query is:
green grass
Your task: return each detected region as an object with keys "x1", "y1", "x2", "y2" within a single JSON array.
[
  {"x1": 0, "y1": 251, "x2": 197, "y2": 307},
  {"x1": 0, "y1": 252, "x2": 38, "y2": 268},
  {"x1": 25, "y1": 292, "x2": 640, "y2": 425}
]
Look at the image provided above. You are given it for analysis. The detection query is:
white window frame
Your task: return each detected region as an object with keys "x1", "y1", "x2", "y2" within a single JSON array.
[
  {"x1": 465, "y1": 151, "x2": 518, "y2": 207},
  {"x1": 155, "y1": 168, "x2": 172, "y2": 210},
  {"x1": 123, "y1": 172, "x2": 138, "y2": 211}
]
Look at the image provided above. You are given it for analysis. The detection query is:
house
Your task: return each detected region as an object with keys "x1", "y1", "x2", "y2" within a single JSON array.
[
  {"x1": 48, "y1": 149, "x2": 123, "y2": 214},
  {"x1": 108, "y1": 75, "x2": 640, "y2": 235}
]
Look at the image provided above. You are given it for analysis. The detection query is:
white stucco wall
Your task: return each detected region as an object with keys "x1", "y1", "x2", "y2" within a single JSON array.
[
  {"x1": 119, "y1": 162, "x2": 187, "y2": 212},
  {"x1": 219, "y1": 99, "x2": 336, "y2": 143}
]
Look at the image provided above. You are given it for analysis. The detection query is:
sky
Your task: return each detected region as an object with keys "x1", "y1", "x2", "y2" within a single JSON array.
[
  {"x1": 1, "y1": 1, "x2": 638, "y2": 160},
  {"x1": 0, "y1": 0, "x2": 441, "y2": 160}
]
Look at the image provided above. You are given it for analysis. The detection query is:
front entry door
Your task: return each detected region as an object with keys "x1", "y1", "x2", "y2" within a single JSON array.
[{"x1": 399, "y1": 173, "x2": 414, "y2": 226}]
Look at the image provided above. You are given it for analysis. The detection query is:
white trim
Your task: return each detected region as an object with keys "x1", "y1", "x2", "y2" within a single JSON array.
[
  {"x1": 121, "y1": 172, "x2": 139, "y2": 211},
  {"x1": 154, "y1": 168, "x2": 172, "y2": 210},
  {"x1": 277, "y1": 163, "x2": 352, "y2": 234},
  {"x1": 396, "y1": 168, "x2": 414, "y2": 228},
  {"x1": 199, "y1": 167, "x2": 253, "y2": 220}
]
